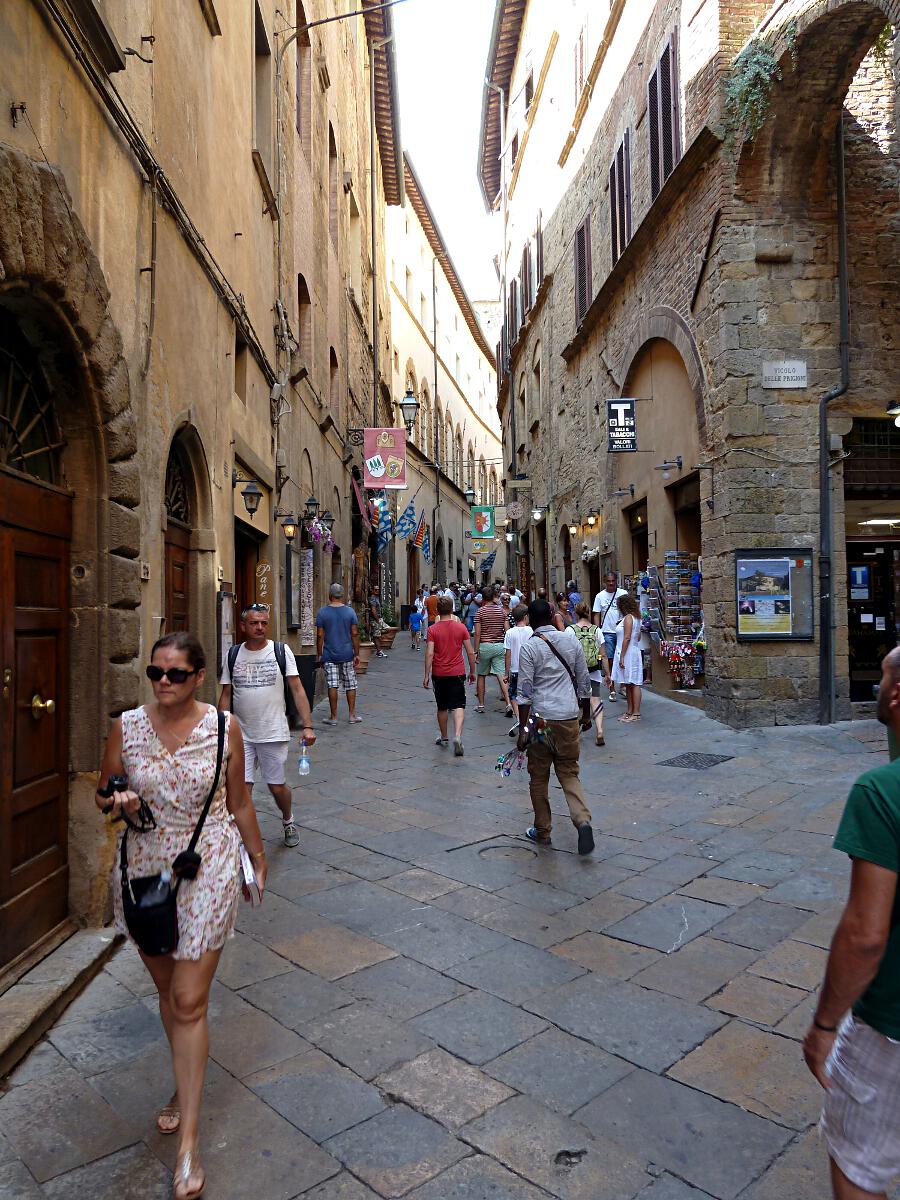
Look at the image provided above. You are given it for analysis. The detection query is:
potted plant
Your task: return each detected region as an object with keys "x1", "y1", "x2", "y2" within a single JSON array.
[
  {"x1": 356, "y1": 608, "x2": 374, "y2": 673},
  {"x1": 380, "y1": 603, "x2": 399, "y2": 648}
]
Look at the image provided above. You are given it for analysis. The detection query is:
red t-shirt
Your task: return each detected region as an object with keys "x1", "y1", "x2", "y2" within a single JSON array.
[{"x1": 427, "y1": 619, "x2": 471, "y2": 676}]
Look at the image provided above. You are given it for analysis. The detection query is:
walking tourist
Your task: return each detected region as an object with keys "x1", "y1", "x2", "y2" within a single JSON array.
[
  {"x1": 804, "y1": 647, "x2": 900, "y2": 1200},
  {"x1": 423, "y1": 595, "x2": 476, "y2": 756},
  {"x1": 315, "y1": 583, "x2": 362, "y2": 726},
  {"x1": 500, "y1": 590, "x2": 513, "y2": 626},
  {"x1": 368, "y1": 589, "x2": 388, "y2": 658},
  {"x1": 409, "y1": 602, "x2": 423, "y2": 650},
  {"x1": 473, "y1": 584, "x2": 513, "y2": 715},
  {"x1": 464, "y1": 590, "x2": 480, "y2": 632},
  {"x1": 424, "y1": 584, "x2": 440, "y2": 628},
  {"x1": 612, "y1": 593, "x2": 644, "y2": 722},
  {"x1": 569, "y1": 601, "x2": 611, "y2": 745},
  {"x1": 218, "y1": 603, "x2": 315, "y2": 848},
  {"x1": 592, "y1": 572, "x2": 629, "y2": 701},
  {"x1": 566, "y1": 579, "x2": 582, "y2": 617},
  {"x1": 516, "y1": 599, "x2": 594, "y2": 854},
  {"x1": 504, "y1": 602, "x2": 532, "y2": 736},
  {"x1": 555, "y1": 591, "x2": 573, "y2": 628},
  {"x1": 99, "y1": 631, "x2": 266, "y2": 1200}
]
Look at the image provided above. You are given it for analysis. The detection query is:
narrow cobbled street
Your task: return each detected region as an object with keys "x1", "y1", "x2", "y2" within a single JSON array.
[{"x1": 1, "y1": 650, "x2": 893, "y2": 1200}]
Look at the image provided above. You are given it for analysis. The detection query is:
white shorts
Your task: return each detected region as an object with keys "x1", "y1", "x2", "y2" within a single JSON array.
[
  {"x1": 244, "y1": 739, "x2": 289, "y2": 786},
  {"x1": 822, "y1": 1012, "x2": 900, "y2": 1194}
]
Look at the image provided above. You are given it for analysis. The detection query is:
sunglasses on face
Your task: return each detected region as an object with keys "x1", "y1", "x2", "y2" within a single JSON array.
[{"x1": 145, "y1": 665, "x2": 198, "y2": 684}]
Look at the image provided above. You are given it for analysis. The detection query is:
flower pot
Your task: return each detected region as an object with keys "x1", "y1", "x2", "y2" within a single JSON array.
[
  {"x1": 357, "y1": 641, "x2": 375, "y2": 666},
  {"x1": 380, "y1": 626, "x2": 398, "y2": 648}
]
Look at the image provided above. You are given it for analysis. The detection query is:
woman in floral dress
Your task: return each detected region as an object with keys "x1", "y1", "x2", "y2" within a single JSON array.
[{"x1": 98, "y1": 632, "x2": 267, "y2": 1200}]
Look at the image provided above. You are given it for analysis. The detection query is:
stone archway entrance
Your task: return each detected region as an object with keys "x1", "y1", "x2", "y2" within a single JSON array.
[{"x1": 0, "y1": 142, "x2": 139, "y2": 962}]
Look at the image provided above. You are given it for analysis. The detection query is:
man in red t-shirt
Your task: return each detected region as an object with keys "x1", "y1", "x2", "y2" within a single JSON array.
[{"x1": 424, "y1": 596, "x2": 476, "y2": 756}]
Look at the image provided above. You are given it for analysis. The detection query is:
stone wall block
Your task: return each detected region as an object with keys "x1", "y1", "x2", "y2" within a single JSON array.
[
  {"x1": 88, "y1": 313, "x2": 126, "y2": 390},
  {"x1": 105, "y1": 660, "x2": 140, "y2": 717},
  {"x1": 103, "y1": 407, "x2": 138, "y2": 462},
  {"x1": 107, "y1": 458, "x2": 141, "y2": 508},
  {"x1": 107, "y1": 501, "x2": 141, "y2": 559},
  {"x1": 107, "y1": 609, "x2": 141, "y2": 663},
  {"x1": 16, "y1": 152, "x2": 45, "y2": 280},
  {"x1": 99, "y1": 358, "x2": 132, "y2": 421},
  {"x1": 0, "y1": 147, "x2": 27, "y2": 278},
  {"x1": 109, "y1": 553, "x2": 141, "y2": 609}
]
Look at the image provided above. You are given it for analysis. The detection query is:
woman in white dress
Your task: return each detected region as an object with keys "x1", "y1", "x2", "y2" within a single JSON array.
[{"x1": 612, "y1": 593, "x2": 644, "y2": 722}]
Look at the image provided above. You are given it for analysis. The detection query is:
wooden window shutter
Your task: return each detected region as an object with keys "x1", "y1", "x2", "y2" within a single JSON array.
[
  {"x1": 648, "y1": 67, "x2": 661, "y2": 200},
  {"x1": 574, "y1": 216, "x2": 591, "y2": 324},
  {"x1": 574, "y1": 25, "x2": 585, "y2": 104},
  {"x1": 649, "y1": 32, "x2": 681, "y2": 202},
  {"x1": 536, "y1": 213, "x2": 544, "y2": 284},
  {"x1": 669, "y1": 31, "x2": 682, "y2": 164},
  {"x1": 624, "y1": 127, "x2": 632, "y2": 244},
  {"x1": 659, "y1": 43, "x2": 675, "y2": 182},
  {"x1": 609, "y1": 159, "x2": 619, "y2": 265},
  {"x1": 609, "y1": 131, "x2": 632, "y2": 265}
]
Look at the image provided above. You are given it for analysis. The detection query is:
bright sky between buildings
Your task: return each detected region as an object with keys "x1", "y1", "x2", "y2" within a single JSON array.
[{"x1": 393, "y1": 0, "x2": 500, "y2": 302}]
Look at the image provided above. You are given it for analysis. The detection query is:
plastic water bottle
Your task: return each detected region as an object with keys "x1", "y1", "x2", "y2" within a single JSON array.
[
  {"x1": 297, "y1": 738, "x2": 310, "y2": 777},
  {"x1": 139, "y1": 869, "x2": 172, "y2": 907}
]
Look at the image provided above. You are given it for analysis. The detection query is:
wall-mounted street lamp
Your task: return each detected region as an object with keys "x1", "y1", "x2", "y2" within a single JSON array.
[
  {"x1": 654, "y1": 456, "x2": 683, "y2": 472},
  {"x1": 586, "y1": 511, "x2": 597, "y2": 526},
  {"x1": 532, "y1": 507, "x2": 543, "y2": 522},
  {"x1": 400, "y1": 385, "x2": 420, "y2": 436},
  {"x1": 505, "y1": 531, "x2": 514, "y2": 542},
  {"x1": 611, "y1": 484, "x2": 635, "y2": 499},
  {"x1": 464, "y1": 485, "x2": 476, "y2": 506},
  {"x1": 303, "y1": 495, "x2": 320, "y2": 525},
  {"x1": 232, "y1": 468, "x2": 263, "y2": 519},
  {"x1": 279, "y1": 513, "x2": 298, "y2": 542},
  {"x1": 321, "y1": 510, "x2": 336, "y2": 532},
  {"x1": 568, "y1": 523, "x2": 578, "y2": 537}
]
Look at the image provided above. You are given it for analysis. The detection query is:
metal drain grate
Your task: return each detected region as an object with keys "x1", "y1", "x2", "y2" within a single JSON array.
[{"x1": 659, "y1": 752, "x2": 734, "y2": 770}]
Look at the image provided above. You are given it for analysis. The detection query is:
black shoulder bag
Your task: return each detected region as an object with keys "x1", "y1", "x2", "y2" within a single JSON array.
[{"x1": 120, "y1": 710, "x2": 226, "y2": 957}]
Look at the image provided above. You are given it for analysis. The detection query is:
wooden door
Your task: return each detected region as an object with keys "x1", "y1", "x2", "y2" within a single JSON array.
[
  {"x1": 0, "y1": 469, "x2": 71, "y2": 970},
  {"x1": 165, "y1": 522, "x2": 191, "y2": 632}
]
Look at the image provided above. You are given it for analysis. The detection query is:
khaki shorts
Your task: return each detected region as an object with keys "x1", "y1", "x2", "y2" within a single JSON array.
[{"x1": 822, "y1": 1012, "x2": 900, "y2": 1194}]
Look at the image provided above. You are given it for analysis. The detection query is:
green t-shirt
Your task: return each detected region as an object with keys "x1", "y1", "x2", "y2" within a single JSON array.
[{"x1": 833, "y1": 759, "x2": 900, "y2": 1038}]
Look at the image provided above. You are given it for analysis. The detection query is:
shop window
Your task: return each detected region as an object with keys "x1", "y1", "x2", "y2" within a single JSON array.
[
  {"x1": 670, "y1": 474, "x2": 702, "y2": 556},
  {"x1": 648, "y1": 32, "x2": 682, "y2": 201},
  {"x1": 574, "y1": 215, "x2": 592, "y2": 324},
  {"x1": 609, "y1": 129, "x2": 632, "y2": 265},
  {"x1": 845, "y1": 419, "x2": 900, "y2": 494}
]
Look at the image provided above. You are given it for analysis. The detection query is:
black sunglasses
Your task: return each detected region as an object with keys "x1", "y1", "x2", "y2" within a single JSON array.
[{"x1": 146, "y1": 665, "x2": 198, "y2": 684}]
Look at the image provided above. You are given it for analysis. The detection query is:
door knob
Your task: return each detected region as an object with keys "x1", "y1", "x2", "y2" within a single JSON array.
[{"x1": 30, "y1": 694, "x2": 56, "y2": 719}]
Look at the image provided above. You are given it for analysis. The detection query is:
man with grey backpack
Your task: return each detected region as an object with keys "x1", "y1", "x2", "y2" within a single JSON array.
[{"x1": 218, "y1": 603, "x2": 315, "y2": 848}]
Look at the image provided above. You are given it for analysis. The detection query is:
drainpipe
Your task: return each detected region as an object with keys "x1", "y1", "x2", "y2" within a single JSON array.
[{"x1": 818, "y1": 116, "x2": 850, "y2": 726}]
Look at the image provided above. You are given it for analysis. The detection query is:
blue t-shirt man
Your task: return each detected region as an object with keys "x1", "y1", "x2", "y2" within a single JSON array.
[{"x1": 316, "y1": 599, "x2": 358, "y2": 663}]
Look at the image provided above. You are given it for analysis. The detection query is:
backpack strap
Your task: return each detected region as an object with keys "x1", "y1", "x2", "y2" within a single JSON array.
[
  {"x1": 535, "y1": 633, "x2": 580, "y2": 699},
  {"x1": 227, "y1": 642, "x2": 240, "y2": 679},
  {"x1": 273, "y1": 641, "x2": 287, "y2": 678}
]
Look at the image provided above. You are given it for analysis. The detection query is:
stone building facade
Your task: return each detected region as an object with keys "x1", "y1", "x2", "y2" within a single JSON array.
[
  {"x1": 480, "y1": 0, "x2": 900, "y2": 728},
  {"x1": 0, "y1": 0, "x2": 400, "y2": 970},
  {"x1": 387, "y1": 157, "x2": 501, "y2": 598}
]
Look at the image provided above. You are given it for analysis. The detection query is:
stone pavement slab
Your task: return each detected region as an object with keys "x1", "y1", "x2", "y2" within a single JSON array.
[
  {"x1": 0, "y1": 1160, "x2": 43, "y2": 1198},
  {"x1": 550, "y1": 932, "x2": 662, "y2": 979},
  {"x1": 340, "y1": 954, "x2": 469, "y2": 1018},
  {"x1": 447, "y1": 939, "x2": 586, "y2": 1001},
  {"x1": 324, "y1": 1104, "x2": 469, "y2": 1197},
  {"x1": 39, "y1": 1144, "x2": 171, "y2": 1200},
  {"x1": 377, "y1": 1047, "x2": 514, "y2": 1128},
  {"x1": 629, "y1": 934, "x2": 759, "y2": 1002},
  {"x1": 707, "y1": 899, "x2": 810, "y2": 952},
  {"x1": 706, "y1": 973, "x2": 808, "y2": 1025},
  {"x1": 605, "y1": 896, "x2": 731, "y2": 952},
  {"x1": 238, "y1": 966, "x2": 353, "y2": 1030},
  {"x1": 410, "y1": 990, "x2": 547, "y2": 1065},
  {"x1": 460, "y1": 1094, "x2": 650, "y2": 1200},
  {"x1": 270, "y1": 923, "x2": 398, "y2": 980},
  {"x1": 577, "y1": 1068, "x2": 792, "y2": 1199},
  {"x1": 304, "y1": 1000, "x2": 436, "y2": 1080},
  {"x1": 485, "y1": 1026, "x2": 634, "y2": 1115},
  {"x1": 246, "y1": 1047, "x2": 386, "y2": 1141},
  {"x1": 403, "y1": 1154, "x2": 550, "y2": 1199}
]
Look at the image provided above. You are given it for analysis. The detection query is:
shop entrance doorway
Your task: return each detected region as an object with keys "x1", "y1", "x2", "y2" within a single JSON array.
[
  {"x1": 671, "y1": 475, "x2": 702, "y2": 556},
  {"x1": 846, "y1": 543, "x2": 899, "y2": 701},
  {"x1": 407, "y1": 541, "x2": 419, "y2": 602},
  {"x1": 234, "y1": 525, "x2": 261, "y2": 620},
  {"x1": 626, "y1": 501, "x2": 649, "y2": 572}
]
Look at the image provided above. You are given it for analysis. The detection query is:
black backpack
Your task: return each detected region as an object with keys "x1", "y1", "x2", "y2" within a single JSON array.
[{"x1": 227, "y1": 641, "x2": 301, "y2": 730}]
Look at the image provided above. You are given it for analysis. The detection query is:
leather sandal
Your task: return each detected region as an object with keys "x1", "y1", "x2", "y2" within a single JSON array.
[
  {"x1": 173, "y1": 1148, "x2": 205, "y2": 1199},
  {"x1": 156, "y1": 1096, "x2": 180, "y2": 1135}
]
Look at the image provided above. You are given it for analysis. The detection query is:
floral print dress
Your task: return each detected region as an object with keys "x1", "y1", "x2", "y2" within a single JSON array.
[{"x1": 112, "y1": 705, "x2": 241, "y2": 960}]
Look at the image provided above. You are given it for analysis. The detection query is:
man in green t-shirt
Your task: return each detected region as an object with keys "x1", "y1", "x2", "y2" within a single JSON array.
[{"x1": 804, "y1": 646, "x2": 900, "y2": 1200}]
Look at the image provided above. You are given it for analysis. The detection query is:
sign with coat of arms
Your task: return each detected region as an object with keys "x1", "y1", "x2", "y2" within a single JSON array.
[
  {"x1": 363, "y1": 428, "x2": 407, "y2": 489},
  {"x1": 470, "y1": 506, "x2": 495, "y2": 537}
]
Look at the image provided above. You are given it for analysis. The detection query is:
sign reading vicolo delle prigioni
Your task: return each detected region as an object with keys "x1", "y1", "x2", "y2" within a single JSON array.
[{"x1": 607, "y1": 398, "x2": 637, "y2": 452}]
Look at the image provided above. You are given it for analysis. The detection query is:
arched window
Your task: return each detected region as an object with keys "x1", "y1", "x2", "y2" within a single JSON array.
[
  {"x1": 446, "y1": 416, "x2": 454, "y2": 477},
  {"x1": 329, "y1": 347, "x2": 339, "y2": 414},
  {"x1": 478, "y1": 457, "x2": 487, "y2": 503},
  {"x1": 456, "y1": 428, "x2": 463, "y2": 486},
  {"x1": 489, "y1": 468, "x2": 498, "y2": 507},
  {"x1": 467, "y1": 442, "x2": 475, "y2": 490},
  {"x1": 530, "y1": 343, "x2": 542, "y2": 430},
  {"x1": 420, "y1": 383, "x2": 431, "y2": 456},
  {"x1": 295, "y1": 2, "x2": 311, "y2": 158},
  {"x1": 297, "y1": 273, "x2": 312, "y2": 364},
  {"x1": 435, "y1": 400, "x2": 443, "y2": 466},
  {"x1": 0, "y1": 313, "x2": 62, "y2": 484}
]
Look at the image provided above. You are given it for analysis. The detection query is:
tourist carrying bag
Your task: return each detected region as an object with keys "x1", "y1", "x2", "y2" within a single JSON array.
[{"x1": 120, "y1": 710, "x2": 226, "y2": 957}]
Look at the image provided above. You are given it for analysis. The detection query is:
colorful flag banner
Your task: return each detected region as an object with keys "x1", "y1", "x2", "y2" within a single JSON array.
[
  {"x1": 412, "y1": 509, "x2": 427, "y2": 548},
  {"x1": 422, "y1": 524, "x2": 431, "y2": 564},
  {"x1": 471, "y1": 506, "x2": 495, "y2": 537},
  {"x1": 363, "y1": 428, "x2": 408, "y2": 489},
  {"x1": 481, "y1": 549, "x2": 497, "y2": 572},
  {"x1": 376, "y1": 505, "x2": 393, "y2": 554},
  {"x1": 395, "y1": 498, "x2": 417, "y2": 540}
]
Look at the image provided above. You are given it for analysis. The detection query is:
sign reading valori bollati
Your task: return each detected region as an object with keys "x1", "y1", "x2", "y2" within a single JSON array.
[
  {"x1": 762, "y1": 360, "x2": 807, "y2": 389},
  {"x1": 363, "y1": 428, "x2": 407, "y2": 489},
  {"x1": 607, "y1": 399, "x2": 637, "y2": 452}
]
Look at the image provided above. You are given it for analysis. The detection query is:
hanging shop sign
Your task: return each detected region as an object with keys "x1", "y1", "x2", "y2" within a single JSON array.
[
  {"x1": 762, "y1": 360, "x2": 807, "y2": 389},
  {"x1": 470, "y1": 506, "x2": 495, "y2": 537},
  {"x1": 506, "y1": 500, "x2": 524, "y2": 519},
  {"x1": 255, "y1": 560, "x2": 272, "y2": 605},
  {"x1": 470, "y1": 539, "x2": 490, "y2": 554},
  {"x1": 363, "y1": 428, "x2": 408, "y2": 489},
  {"x1": 607, "y1": 399, "x2": 637, "y2": 452},
  {"x1": 735, "y1": 549, "x2": 814, "y2": 640}
]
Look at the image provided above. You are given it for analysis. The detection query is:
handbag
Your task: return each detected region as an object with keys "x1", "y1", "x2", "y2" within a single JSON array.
[{"x1": 120, "y1": 710, "x2": 226, "y2": 956}]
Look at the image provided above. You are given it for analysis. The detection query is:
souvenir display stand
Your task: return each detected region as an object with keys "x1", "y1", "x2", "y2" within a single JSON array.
[{"x1": 645, "y1": 551, "x2": 705, "y2": 691}]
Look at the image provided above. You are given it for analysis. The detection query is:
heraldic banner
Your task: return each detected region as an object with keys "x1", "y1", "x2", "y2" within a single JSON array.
[{"x1": 363, "y1": 428, "x2": 408, "y2": 489}]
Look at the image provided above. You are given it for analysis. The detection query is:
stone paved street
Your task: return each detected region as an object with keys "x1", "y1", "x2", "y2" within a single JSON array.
[{"x1": 1, "y1": 648, "x2": 895, "y2": 1199}]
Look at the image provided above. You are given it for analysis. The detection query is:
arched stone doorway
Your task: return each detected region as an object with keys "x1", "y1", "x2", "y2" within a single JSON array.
[{"x1": 0, "y1": 143, "x2": 138, "y2": 964}]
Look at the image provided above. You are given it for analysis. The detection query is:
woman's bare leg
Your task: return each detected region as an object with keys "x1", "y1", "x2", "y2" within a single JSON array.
[{"x1": 139, "y1": 950, "x2": 179, "y2": 1127}]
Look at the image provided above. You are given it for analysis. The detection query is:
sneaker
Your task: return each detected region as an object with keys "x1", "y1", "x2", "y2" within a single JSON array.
[
  {"x1": 322, "y1": 717, "x2": 338, "y2": 726},
  {"x1": 453, "y1": 739, "x2": 464, "y2": 757},
  {"x1": 375, "y1": 650, "x2": 387, "y2": 658},
  {"x1": 504, "y1": 706, "x2": 514, "y2": 718},
  {"x1": 435, "y1": 736, "x2": 448, "y2": 748},
  {"x1": 283, "y1": 821, "x2": 300, "y2": 848},
  {"x1": 350, "y1": 715, "x2": 363, "y2": 723},
  {"x1": 577, "y1": 823, "x2": 595, "y2": 856},
  {"x1": 508, "y1": 724, "x2": 519, "y2": 738},
  {"x1": 525, "y1": 825, "x2": 551, "y2": 845},
  {"x1": 608, "y1": 691, "x2": 618, "y2": 702}
]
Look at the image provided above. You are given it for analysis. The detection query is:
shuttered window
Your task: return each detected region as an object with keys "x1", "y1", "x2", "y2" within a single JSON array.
[
  {"x1": 535, "y1": 212, "x2": 544, "y2": 285},
  {"x1": 609, "y1": 129, "x2": 632, "y2": 265},
  {"x1": 648, "y1": 33, "x2": 682, "y2": 202},
  {"x1": 574, "y1": 216, "x2": 592, "y2": 325},
  {"x1": 508, "y1": 278, "x2": 520, "y2": 345},
  {"x1": 521, "y1": 242, "x2": 534, "y2": 314}
]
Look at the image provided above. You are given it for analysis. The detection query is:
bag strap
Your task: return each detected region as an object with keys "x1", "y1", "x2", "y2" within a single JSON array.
[
  {"x1": 535, "y1": 633, "x2": 579, "y2": 699},
  {"x1": 598, "y1": 593, "x2": 616, "y2": 624},
  {"x1": 184, "y1": 709, "x2": 227, "y2": 860},
  {"x1": 227, "y1": 642, "x2": 240, "y2": 679},
  {"x1": 273, "y1": 641, "x2": 287, "y2": 678}
]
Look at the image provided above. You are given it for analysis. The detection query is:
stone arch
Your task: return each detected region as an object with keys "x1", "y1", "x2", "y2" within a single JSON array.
[
  {"x1": 617, "y1": 307, "x2": 707, "y2": 445},
  {"x1": 734, "y1": 1, "x2": 897, "y2": 208},
  {"x1": 0, "y1": 142, "x2": 139, "y2": 927}
]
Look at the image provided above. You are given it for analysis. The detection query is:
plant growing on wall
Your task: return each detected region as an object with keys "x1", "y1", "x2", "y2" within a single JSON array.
[
  {"x1": 873, "y1": 22, "x2": 894, "y2": 69},
  {"x1": 723, "y1": 23, "x2": 796, "y2": 153}
]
